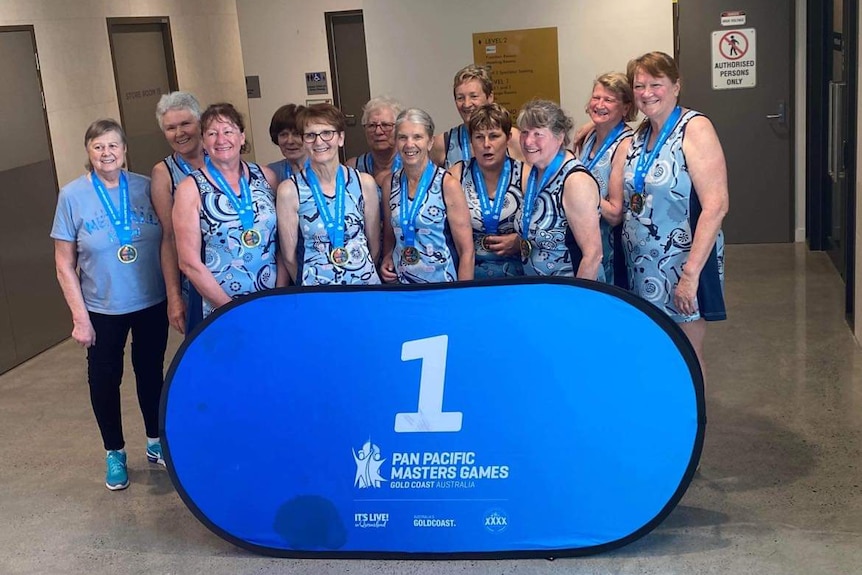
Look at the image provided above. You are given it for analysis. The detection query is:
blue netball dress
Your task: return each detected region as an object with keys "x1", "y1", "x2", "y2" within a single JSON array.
[
  {"x1": 514, "y1": 157, "x2": 604, "y2": 280},
  {"x1": 389, "y1": 166, "x2": 458, "y2": 283},
  {"x1": 266, "y1": 159, "x2": 296, "y2": 186},
  {"x1": 189, "y1": 162, "x2": 278, "y2": 323},
  {"x1": 581, "y1": 125, "x2": 632, "y2": 285},
  {"x1": 622, "y1": 109, "x2": 726, "y2": 323},
  {"x1": 294, "y1": 166, "x2": 381, "y2": 286},
  {"x1": 162, "y1": 154, "x2": 192, "y2": 193},
  {"x1": 443, "y1": 124, "x2": 472, "y2": 169},
  {"x1": 458, "y1": 157, "x2": 524, "y2": 278},
  {"x1": 354, "y1": 153, "x2": 374, "y2": 174}
]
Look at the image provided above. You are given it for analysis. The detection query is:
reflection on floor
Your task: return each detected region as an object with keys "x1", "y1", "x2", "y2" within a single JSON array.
[{"x1": 1, "y1": 244, "x2": 861, "y2": 575}]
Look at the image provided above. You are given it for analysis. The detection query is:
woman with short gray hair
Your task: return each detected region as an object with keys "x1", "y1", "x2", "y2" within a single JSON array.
[
  {"x1": 515, "y1": 99, "x2": 603, "y2": 280},
  {"x1": 380, "y1": 108, "x2": 474, "y2": 283},
  {"x1": 347, "y1": 95, "x2": 403, "y2": 188}
]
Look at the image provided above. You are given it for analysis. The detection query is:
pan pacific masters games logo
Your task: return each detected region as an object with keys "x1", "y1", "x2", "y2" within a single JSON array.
[{"x1": 353, "y1": 439, "x2": 387, "y2": 489}]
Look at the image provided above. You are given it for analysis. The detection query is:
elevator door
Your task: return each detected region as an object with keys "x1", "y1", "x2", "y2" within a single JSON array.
[{"x1": 0, "y1": 27, "x2": 67, "y2": 374}]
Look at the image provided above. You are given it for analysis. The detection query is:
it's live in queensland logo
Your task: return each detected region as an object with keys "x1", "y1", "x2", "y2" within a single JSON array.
[{"x1": 352, "y1": 438, "x2": 509, "y2": 490}]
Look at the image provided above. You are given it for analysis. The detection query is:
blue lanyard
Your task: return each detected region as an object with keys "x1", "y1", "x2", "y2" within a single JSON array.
[
  {"x1": 205, "y1": 156, "x2": 254, "y2": 230},
  {"x1": 459, "y1": 125, "x2": 472, "y2": 163},
  {"x1": 399, "y1": 162, "x2": 436, "y2": 247},
  {"x1": 282, "y1": 161, "x2": 294, "y2": 182},
  {"x1": 174, "y1": 153, "x2": 194, "y2": 175},
  {"x1": 633, "y1": 106, "x2": 682, "y2": 193},
  {"x1": 471, "y1": 157, "x2": 512, "y2": 234},
  {"x1": 521, "y1": 151, "x2": 565, "y2": 238},
  {"x1": 304, "y1": 162, "x2": 347, "y2": 250},
  {"x1": 580, "y1": 122, "x2": 626, "y2": 172},
  {"x1": 91, "y1": 171, "x2": 132, "y2": 245},
  {"x1": 367, "y1": 153, "x2": 402, "y2": 173}
]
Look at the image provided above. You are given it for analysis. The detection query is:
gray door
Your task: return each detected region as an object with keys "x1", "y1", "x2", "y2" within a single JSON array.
[
  {"x1": 0, "y1": 27, "x2": 68, "y2": 374},
  {"x1": 678, "y1": 2, "x2": 793, "y2": 243},
  {"x1": 108, "y1": 18, "x2": 178, "y2": 174},
  {"x1": 326, "y1": 11, "x2": 371, "y2": 161}
]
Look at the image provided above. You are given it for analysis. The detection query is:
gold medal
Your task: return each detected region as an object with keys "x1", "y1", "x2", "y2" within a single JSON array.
[
  {"x1": 329, "y1": 246, "x2": 349, "y2": 267},
  {"x1": 401, "y1": 246, "x2": 420, "y2": 265},
  {"x1": 480, "y1": 235, "x2": 494, "y2": 252},
  {"x1": 241, "y1": 229, "x2": 261, "y2": 248},
  {"x1": 117, "y1": 244, "x2": 138, "y2": 264},
  {"x1": 519, "y1": 238, "x2": 532, "y2": 262},
  {"x1": 631, "y1": 193, "x2": 645, "y2": 215}
]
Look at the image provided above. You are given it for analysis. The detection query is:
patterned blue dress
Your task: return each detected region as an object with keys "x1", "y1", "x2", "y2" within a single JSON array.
[
  {"x1": 162, "y1": 154, "x2": 192, "y2": 193},
  {"x1": 513, "y1": 156, "x2": 604, "y2": 280},
  {"x1": 189, "y1": 162, "x2": 278, "y2": 323},
  {"x1": 354, "y1": 153, "x2": 375, "y2": 175},
  {"x1": 622, "y1": 109, "x2": 726, "y2": 323},
  {"x1": 581, "y1": 126, "x2": 632, "y2": 285},
  {"x1": 294, "y1": 166, "x2": 381, "y2": 286},
  {"x1": 389, "y1": 166, "x2": 458, "y2": 283},
  {"x1": 267, "y1": 158, "x2": 296, "y2": 186},
  {"x1": 458, "y1": 157, "x2": 524, "y2": 278},
  {"x1": 443, "y1": 124, "x2": 472, "y2": 169}
]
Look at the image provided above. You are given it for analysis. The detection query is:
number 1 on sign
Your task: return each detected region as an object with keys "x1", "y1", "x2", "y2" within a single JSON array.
[{"x1": 394, "y1": 335, "x2": 463, "y2": 433}]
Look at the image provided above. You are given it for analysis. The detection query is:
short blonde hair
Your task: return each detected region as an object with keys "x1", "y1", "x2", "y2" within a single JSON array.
[{"x1": 453, "y1": 64, "x2": 493, "y2": 97}]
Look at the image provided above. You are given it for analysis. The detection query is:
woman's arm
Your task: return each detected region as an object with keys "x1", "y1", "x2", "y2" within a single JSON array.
[
  {"x1": 54, "y1": 240, "x2": 96, "y2": 347},
  {"x1": 379, "y1": 176, "x2": 398, "y2": 283},
  {"x1": 150, "y1": 162, "x2": 185, "y2": 334},
  {"x1": 358, "y1": 172, "x2": 381, "y2": 264},
  {"x1": 441, "y1": 172, "x2": 475, "y2": 281},
  {"x1": 276, "y1": 178, "x2": 300, "y2": 284},
  {"x1": 173, "y1": 177, "x2": 232, "y2": 309},
  {"x1": 676, "y1": 115, "x2": 730, "y2": 316},
  {"x1": 603, "y1": 136, "x2": 631, "y2": 227},
  {"x1": 562, "y1": 171, "x2": 603, "y2": 280}
]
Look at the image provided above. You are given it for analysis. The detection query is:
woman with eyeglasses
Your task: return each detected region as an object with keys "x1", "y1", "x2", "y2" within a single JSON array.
[
  {"x1": 576, "y1": 73, "x2": 636, "y2": 287},
  {"x1": 380, "y1": 108, "x2": 474, "y2": 283},
  {"x1": 347, "y1": 96, "x2": 403, "y2": 189},
  {"x1": 173, "y1": 102, "x2": 285, "y2": 330},
  {"x1": 277, "y1": 103, "x2": 381, "y2": 286},
  {"x1": 267, "y1": 103, "x2": 307, "y2": 186}
]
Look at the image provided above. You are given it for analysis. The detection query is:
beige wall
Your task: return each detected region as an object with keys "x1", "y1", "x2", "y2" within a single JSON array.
[
  {"x1": 0, "y1": 0, "x2": 251, "y2": 188},
  {"x1": 235, "y1": 0, "x2": 673, "y2": 167}
]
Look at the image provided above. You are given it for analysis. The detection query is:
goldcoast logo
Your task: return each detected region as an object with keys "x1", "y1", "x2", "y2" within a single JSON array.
[{"x1": 353, "y1": 439, "x2": 387, "y2": 489}]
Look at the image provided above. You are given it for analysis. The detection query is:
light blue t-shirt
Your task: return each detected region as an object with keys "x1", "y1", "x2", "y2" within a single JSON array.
[{"x1": 51, "y1": 171, "x2": 166, "y2": 315}]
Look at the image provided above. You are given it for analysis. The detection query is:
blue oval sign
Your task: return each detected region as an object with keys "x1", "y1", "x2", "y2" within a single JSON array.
[{"x1": 161, "y1": 278, "x2": 703, "y2": 558}]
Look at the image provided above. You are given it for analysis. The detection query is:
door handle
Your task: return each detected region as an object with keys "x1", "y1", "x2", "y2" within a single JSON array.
[
  {"x1": 345, "y1": 114, "x2": 357, "y2": 127},
  {"x1": 765, "y1": 100, "x2": 786, "y2": 123}
]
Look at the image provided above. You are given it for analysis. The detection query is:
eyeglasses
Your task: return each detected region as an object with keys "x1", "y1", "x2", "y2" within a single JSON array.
[
  {"x1": 302, "y1": 130, "x2": 338, "y2": 143},
  {"x1": 363, "y1": 122, "x2": 395, "y2": 133}
]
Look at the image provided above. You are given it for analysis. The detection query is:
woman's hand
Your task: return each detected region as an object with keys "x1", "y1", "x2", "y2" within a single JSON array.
[
  {"x1": 483, "y1": 233, "x2": 520, "y2": 256},
  {"x1": 72, "y1": 317, "x2": 96, "y2": 348},
  {"x1": 673, "y1": 272, "x2": 700, "y2": 316},
  {"x1": 380, "y1": 253, "x2": 398, "y2": 283}
]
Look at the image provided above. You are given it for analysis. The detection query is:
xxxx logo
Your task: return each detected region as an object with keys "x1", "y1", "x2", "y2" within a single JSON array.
[{"x1": 483, "y1": 508, "x2": 508, "y2": 533}]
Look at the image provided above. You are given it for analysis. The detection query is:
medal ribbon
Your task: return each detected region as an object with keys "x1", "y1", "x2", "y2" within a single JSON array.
[
  {"x1": 205, "y1": 156, "x2": 255, "y2": 230},
  {"x1": 400, "y1": 161, "x2": 436, "y2": 247},
  {"x1": 633, "y1": 106, "x2": 682, "y2": 193},
  {"x1": 459, "y1": 125, "x2": 472, "y2": 163},
  {"x1": 471, "y1": 157, "x2": 512, "y2": 234},
  {"x1": 283, "y1": 161, "x2": 294, "y2": 182},
  {"x1": 521, "y1": 151, "x2": 566, "y2": 240},
  {"x1": 91, "y1": 171, "x2": 133, "y2": 246},
  {"x1": 304, "y1": 162, "x2": 347, "y2": 250},
  {"x1": 368, "y1": 153, "x2": 402, "y2": 173},
  {"x1": 174, "y1": 153, "x2": 195, "y2": 175},
  {"x1": 580, "y1": 121, "x2": 626, "y2": 172}
]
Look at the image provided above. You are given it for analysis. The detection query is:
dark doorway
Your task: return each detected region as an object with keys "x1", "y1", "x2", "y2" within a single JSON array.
[
  {"x1": 326, "y1": 10, "x2": 371, "y2": 161},
  {"x1": 107, "y1": 17, "x2": 179, "y2": 174}
]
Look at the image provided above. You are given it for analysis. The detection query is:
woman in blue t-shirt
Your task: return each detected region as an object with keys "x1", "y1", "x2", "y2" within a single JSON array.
[{"x1": 52, "y1": 119, "x2": 169, "y2": 491}]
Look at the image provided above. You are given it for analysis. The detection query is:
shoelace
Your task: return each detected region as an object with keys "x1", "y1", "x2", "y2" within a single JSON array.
[{"x1": 107, "y1": 454, "x2": 125, "y2": 474}]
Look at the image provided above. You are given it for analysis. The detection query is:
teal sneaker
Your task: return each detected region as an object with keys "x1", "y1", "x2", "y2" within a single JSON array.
[
  {"x1": 146, "y1": 442, "x2": 165, "y2": 466},
  {"x1": 105, "y1": 450, "x2": 129, "y2": 491}
]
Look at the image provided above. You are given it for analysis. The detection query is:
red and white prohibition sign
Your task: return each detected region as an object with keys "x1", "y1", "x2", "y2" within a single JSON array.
[{"x1": 718, "y1": 30, "x2": 749, "y2": 60}]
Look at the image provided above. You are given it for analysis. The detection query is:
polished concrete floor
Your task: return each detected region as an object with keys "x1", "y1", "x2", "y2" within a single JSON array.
[{"x1": 2, "y1": 244, "x2": 861, "y2": 574}]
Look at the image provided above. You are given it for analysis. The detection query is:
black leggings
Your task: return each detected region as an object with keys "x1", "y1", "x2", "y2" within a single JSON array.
[{"x1": 87, "y1": 300, "x2": 168, "y2": 451}]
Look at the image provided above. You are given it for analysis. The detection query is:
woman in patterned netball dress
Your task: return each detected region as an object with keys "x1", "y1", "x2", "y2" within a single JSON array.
[
  {"x1": 173, "y1": 103, "x2": 284, "y2": 330},
  {"x1": 576, "y1": 73, "x2": 636, "y2": 287},
  {"x1": 448, "y1": 103, "x2": 525, "y2": 278},
  {"x1": 276, "y1": 104, "x2": 381, "y2": 286},
  {"x1": 514, "y1": 99, "x2": 603, "y2": 281},
  {"x1": 380, "y1": 108, "x2": 474, "y2": 283},
  {"x1": 621, "y1": 51, "x2": 729, "y2": 369},
  {"x1": 267, "y1": 103, "x2": 306, "y2": 186}
]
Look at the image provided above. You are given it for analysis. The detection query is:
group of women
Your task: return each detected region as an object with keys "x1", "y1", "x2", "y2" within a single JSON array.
[{"x1": 51, "y1": 50, "x2": 727, "y2": 491}]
